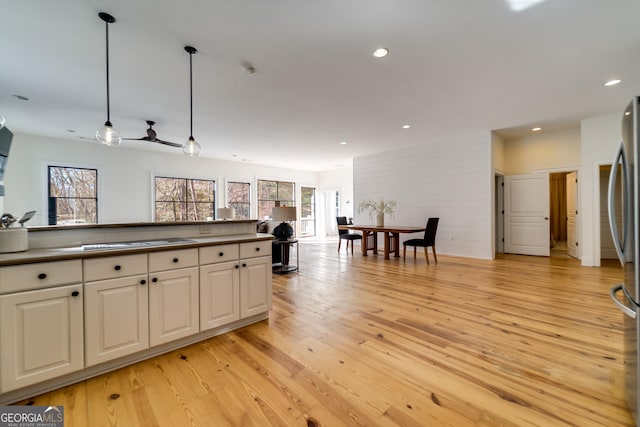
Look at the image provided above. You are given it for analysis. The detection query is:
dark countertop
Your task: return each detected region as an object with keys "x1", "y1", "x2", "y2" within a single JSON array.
[
  {"x1": 27, "y1": 220, "x2": 257, "y2": 232},
  {"x1": 0, "y1": 233, "x2": 274, "y2": 266}
]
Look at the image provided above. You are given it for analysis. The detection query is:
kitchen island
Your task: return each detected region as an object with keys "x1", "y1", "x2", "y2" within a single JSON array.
[{"x1": 0, "y1": 220, "x2": 273, "y2": 404}]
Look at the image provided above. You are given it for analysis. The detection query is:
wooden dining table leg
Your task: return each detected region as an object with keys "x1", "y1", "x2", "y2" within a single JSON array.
[
  {"x1": 361, "y1": 231, "x2": 369, "y2": 256},
  {"x1": 383, "y1": 232, "x2": 391, "y2": 260},
  {"x1": 392, "y1": 232, "x2": 400, "y2": 257}
]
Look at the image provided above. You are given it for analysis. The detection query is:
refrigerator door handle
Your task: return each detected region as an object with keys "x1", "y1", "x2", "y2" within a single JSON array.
[
  {"x1": 608, "y1": 141, "x2": 627, "y2": 266},
  {"x1": 610, "y1": 284, "x2": 637, "y2": 319}
]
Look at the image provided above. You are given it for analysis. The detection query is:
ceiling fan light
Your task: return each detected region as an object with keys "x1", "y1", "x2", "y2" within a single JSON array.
[
  {"x1": 182, "y1": 136, "x2": 201, "y2": 157},
  {"x1": 96, "y1": 121, "x2": 121, "y2": 146}
]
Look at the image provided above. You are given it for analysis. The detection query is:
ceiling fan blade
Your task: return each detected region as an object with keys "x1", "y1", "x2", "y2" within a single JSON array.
[
  {"x1": 122, "y1": 137, "x2": 147, "y2": 141},
  {"x1": 154, "y1": 139, "x2": 183, "y2": 148}
]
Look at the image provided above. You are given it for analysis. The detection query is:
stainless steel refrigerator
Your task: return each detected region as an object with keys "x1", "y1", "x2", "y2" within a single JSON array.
[{"x1": 609, "y1": 96, "x2": 639, "y2": 426}]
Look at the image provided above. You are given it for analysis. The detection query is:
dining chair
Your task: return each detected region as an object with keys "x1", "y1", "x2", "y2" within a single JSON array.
[
  {"x1": 337, "y1": 216, "x2": 362, "y2": 254},
  {"x1": 403, "y1": 217, "x2": 439, "y2": 264}
]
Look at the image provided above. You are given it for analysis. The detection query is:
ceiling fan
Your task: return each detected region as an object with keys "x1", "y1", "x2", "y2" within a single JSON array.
[{"x1": 123, "y1": 120, "x2": 182, "y2": 147}]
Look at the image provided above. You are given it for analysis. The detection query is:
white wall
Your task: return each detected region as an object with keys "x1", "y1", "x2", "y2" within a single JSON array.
[
  {"x1": 4, "y1": 132, "x2": 320, "y2": 227},
  {"x1": 502, "y1": 127, "x2": 580, "y2": 175},
  {"x1": 354, "y1": 131, "x2": 493, "y2": 259},
  {"x1": 491, "y1": 132, "x2": 505, "y2": 174},
  {"x1": 580, "y1": 112, "x2": 621, "y2": 266}
]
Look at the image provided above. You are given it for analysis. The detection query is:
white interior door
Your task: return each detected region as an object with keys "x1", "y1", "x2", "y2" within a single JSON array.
[
  {"x1": 504, "y1": 174, "x2": 550, "y2": 256},
  {"x1": 566, "y1": 171, "x2": 578, "y2": 258}
]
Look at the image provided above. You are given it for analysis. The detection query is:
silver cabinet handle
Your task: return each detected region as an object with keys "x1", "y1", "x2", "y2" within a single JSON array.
[{"x1": 610, "y1": 284, "x2": 636, "y2": 318}]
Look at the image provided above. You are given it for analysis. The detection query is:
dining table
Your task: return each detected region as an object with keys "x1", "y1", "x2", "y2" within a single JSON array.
[{"x1": 340, "y1": 224, "x2": 426, "y2": 259}]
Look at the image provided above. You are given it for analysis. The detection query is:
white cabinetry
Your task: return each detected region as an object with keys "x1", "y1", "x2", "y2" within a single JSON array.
[
  {"x1": 199, "y1": 241, "x2": 272, "y2": 330},
  {"x1": 239, "y1": 241, "x2": 272, "y2": 318},
  {"x1": 0, "y1": 261, "x2": 84, "y2": 392},
  {"x1": 0, "y1": 235, "x2": 272, "y2": 400},
  {"x1": 199, "y1": 244, "x2": 240, "y2": 330},
  {"x1": 148, "y1": 249, "x2": 199, "y2": 346},
  {"x1": 83, "y1": 254, "x2": 149, "y2": 366}
]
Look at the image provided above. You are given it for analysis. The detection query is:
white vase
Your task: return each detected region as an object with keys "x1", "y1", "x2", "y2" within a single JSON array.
[{"x1": 376, "y1": 213, "x2": 384, "y2": 227}]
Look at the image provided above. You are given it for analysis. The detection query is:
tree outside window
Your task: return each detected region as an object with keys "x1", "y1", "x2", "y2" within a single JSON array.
[
  {"x1": 48, "y1": 166, "x2": 97, "y2": 225},
  {"x1": 227, "y1": 181, "x2": 251, "y2": 219},
  {"x1": 155, "y1": 176, "x2": 215, "y2": 222}
]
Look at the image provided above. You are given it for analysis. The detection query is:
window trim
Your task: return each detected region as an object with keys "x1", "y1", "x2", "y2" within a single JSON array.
[
  {"x1": 152, "y1": 174, "x2": 217, "y2": 222},
  {"x1": 300, "y1": 185, "x2": 317, "y2": 237},
  {"x1": 256, "y1": 178, "x2": 296, "y2": 220},
  {"x1": 45, "y1": 163, "x2": 100, "y2": 226},
  {"x1": 225, "y1": 179, "x2": 252, "y2": 220}
]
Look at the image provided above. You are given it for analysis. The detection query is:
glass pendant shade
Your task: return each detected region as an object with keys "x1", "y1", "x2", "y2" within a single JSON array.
[
  {"x1": 182, "y1": 136, "x2": 201, "y2": 156},
  {"x1": 0, "y1": 113, "x2": 5, "y2": 130},
  {"x1": 96, "y1": 120, "x2": 121, "y2": 146}
]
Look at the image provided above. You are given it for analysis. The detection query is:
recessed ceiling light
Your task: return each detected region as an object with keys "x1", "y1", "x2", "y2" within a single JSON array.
[
  {"x1": 604, "y1": 79, "x2": 622, "y2": 87},
  {"x1": 531, "y1": 127, "x2": 542, "y2": 132},
  {"x1": 340, "y1": 141, "x2": 347, "y2": 145},
  {"x1": 372, "y1": 48, "x2": 389, "y2": 58},
  {"x1": 402, "y1": 125, "x2": 411, "y2": 129}
]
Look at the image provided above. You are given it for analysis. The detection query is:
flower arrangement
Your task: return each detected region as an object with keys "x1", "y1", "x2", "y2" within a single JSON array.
[{"x1": 358, "y1": 198, "x2": 397, "y2": 224}]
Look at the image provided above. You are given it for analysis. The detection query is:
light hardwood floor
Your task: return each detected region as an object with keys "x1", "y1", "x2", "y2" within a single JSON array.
[{"x1": 15, "y1": 239, "x2": 633, "y2": 426}]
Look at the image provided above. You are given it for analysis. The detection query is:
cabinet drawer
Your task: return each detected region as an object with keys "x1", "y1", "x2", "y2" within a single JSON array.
[
  {"x1": 240, "y1": 240, "x2": 272, "y2": 259},
  {"x1": 199, "y1": 244, "x2": 239, "y2": 265},
  {"x1": 149, "y1": 248, "x2": 198, "y2": 272},
  {"x1": 0, "y1": 260, "x2": 82, "y2": 294},
  {"x1": 84, "y1": 254, "x2": 147, "y2": 282}
]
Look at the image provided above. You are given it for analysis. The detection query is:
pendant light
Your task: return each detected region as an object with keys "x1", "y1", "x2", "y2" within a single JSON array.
[
  {"x1": 95, "y1": 12, "x2": 121, "y2": 147},
  {"x1": 182, "y1": 46, "x2": 202, "y2": 157}
]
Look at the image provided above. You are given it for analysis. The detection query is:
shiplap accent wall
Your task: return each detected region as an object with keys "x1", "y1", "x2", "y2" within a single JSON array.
[{"x1": 353, "y1": 131, "x2": 493, "y2": 259}]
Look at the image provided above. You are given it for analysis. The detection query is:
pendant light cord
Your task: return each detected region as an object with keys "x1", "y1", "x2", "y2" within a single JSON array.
[
  {"x1": 101, "y1": 15, "x2": 113, "y2": 123},
  {"x1": 189, "y1": 50, "x2": 193, "y2": 138},
  {"x1": 105, "y1": 20, "x2": 110, "y2": 122}
]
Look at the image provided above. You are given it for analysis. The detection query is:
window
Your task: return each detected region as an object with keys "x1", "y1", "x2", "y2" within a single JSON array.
[
  {"x1": 300, "y1": 186, "x2": 316, "y2": 236},
  {"x1": 155, "y1": 176, "x2": 215, "y2": 222},
  {"x1": 257, "y1": 179, "x2": 294, "y2": 219},
  {"x1": 227, "y1": 181, "x2": 251, "y2": 219},
  {"x1": 48, "y1": 166, "x2": 98, "y2": 225}
]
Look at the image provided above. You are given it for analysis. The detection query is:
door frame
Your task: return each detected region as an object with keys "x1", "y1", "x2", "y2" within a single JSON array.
[
  {"x1": 495, "y1": 167, "x2": 580, "y2": 259},
  {"x1": 535, "y1": 166, "x2": 580, "y2": 259}
]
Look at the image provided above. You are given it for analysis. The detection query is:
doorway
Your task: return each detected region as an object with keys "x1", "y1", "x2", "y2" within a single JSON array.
[
  {"x1": 549, "y1": 172, "x2": 578, "y2": 258},
  {"x1": 497, "y1": 170, "x2": 578, "y2": 258}
]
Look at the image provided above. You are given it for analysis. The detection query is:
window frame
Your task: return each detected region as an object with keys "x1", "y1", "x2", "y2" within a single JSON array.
[
  {"x1": 226, "y1": 180, "x2": 251, "y2": 220},
  {"x1": 300, "y1": 186, "x2": 316, "y2": 237},
  {"x1": 153, "y1": 175, "x2": 216, "y2": 222},
  {"x1": 47, "y1": 164, "x2": 99, "y2": 226},
  {"x1": 257, "y1": 179, "x2": 295, "y2": 219}
]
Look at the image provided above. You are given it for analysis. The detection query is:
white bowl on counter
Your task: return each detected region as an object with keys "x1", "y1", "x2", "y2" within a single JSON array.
[{"x1": 0, "y1": 228, "x2": 28, "y2": 253}]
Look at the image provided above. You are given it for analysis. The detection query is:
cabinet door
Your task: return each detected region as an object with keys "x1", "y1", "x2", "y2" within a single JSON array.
[
  {"x1": 240, "y1": 256, "x2": 272, "y2": 318},
  {"x1": 199, "y1": 261, "x2": 240, "y2": 330},
  {"x1": 84, "y1": 275, "x2": 149, "y2": 366},
  {"x1": 0, "y1": 284, "x2": 84, "y2": 392},
  {"x1": 149, "y1": 267, "x2": 199, "y2": 346}
]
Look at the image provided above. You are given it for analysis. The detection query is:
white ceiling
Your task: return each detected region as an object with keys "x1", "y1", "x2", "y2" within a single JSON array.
[{"x1": 1, "y1": 0, "x2": 638, "y2": 171}]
